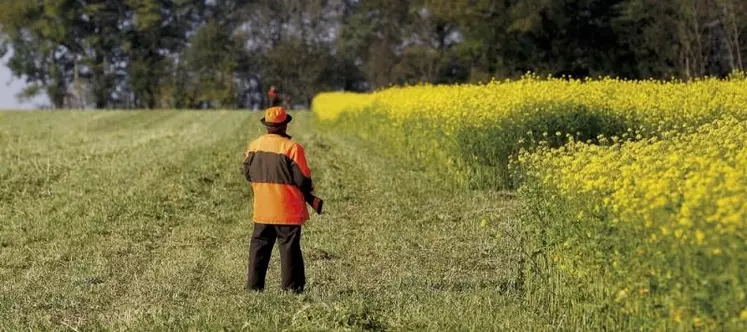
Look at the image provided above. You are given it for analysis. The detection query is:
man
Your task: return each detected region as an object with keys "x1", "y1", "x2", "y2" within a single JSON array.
[
  {"x1": 242, "y1": 107, "x2": 316, "y2": 293},
  {"x1": 267, "y1": 86, "x2": 279, "y2": 107}
]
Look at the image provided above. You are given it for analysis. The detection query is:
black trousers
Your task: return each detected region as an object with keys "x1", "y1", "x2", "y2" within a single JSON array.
[{"x1": 247, "y1": 223, "x2": 305, "y2": 292}]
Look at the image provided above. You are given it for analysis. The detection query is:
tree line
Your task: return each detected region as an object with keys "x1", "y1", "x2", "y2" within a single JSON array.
[{"x1": 0, "y1": 0, "x2": 745, "y2": 110}]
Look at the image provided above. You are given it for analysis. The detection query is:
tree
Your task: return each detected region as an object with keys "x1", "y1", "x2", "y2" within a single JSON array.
[
  {"x1": 2, "y1": 0, "x2": 746, "y2": 109},
  {"x1": 180, "y1": 19, "x2": 242, "y2": 108},
  {"x1": 616, "y1": 0, "x2": 747, "y2": 79},
  {"x1": 0, "y1": 0, "x2": 84, "y2": 108}
]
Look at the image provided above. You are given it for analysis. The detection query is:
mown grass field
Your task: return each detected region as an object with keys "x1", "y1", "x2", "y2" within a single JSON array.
[{"x1": 0, "y1": 111, "x2": 532, "y2": 330}]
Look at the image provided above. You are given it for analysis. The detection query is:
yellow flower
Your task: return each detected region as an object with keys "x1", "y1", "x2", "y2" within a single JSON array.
[
  {"x1": 692, "y1": 317, "x2": 704, "y2": 328},
  {"x1": 672, "y1": 307, "x2": 684, "y2": 324},
  {"x1": 695, "y1": 230, "x2": 705, "y2": 245}
]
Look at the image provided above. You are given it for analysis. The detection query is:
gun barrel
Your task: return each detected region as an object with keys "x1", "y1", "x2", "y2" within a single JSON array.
[{"x1": 303, "y1": 192, "x2": 324, "y2": 215}]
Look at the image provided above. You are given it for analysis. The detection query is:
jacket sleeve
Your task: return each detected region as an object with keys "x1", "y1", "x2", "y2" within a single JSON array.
[
  {"x1": 243, "y1": 150, "x2": 255, "y2": 182},
  {"x1": 288, "y1": 144, "x2": 313, "y2": 192}
]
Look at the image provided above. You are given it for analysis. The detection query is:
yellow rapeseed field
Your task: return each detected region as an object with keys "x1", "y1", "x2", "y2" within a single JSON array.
[
  {"x1": 314, "y1": 74, "x2": 747, "y2": 130},
  {"x1": 314, "y1": 74, "x2": 747, "y2": 188},
  {"x1": 313, "y1": 74, "x2": 747, "y2": 328},
  {"x1": 516, "y1": 118, "x2": 746, "y2": 328},
  {"x1": 519, "y1": 118, "x2": 746, "y2": 245}
]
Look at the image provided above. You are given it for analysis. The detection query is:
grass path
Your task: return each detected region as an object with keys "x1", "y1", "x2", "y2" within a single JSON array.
[{"x1": 0, "y1": 111, "x2": 527, "y2": 330}]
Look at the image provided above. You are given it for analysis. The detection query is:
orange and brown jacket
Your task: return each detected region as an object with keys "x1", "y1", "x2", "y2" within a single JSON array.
[{"x1": 243, "y1": 133, "x2": 312, "y2": 225}]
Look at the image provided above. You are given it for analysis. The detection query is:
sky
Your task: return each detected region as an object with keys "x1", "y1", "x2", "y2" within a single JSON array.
[{"x1": 0, "y1": 51, "x2": 48, "y2": 110}]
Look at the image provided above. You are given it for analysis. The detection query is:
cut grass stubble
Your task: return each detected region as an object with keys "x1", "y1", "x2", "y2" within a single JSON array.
[{"x1": 0, "y1": 111, "x2": 525, "y2": 331}]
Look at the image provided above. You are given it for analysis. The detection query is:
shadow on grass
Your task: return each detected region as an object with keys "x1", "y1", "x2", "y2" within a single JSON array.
[{"x1": 454, "y1": 102, "x2": 631, "y2": 189}]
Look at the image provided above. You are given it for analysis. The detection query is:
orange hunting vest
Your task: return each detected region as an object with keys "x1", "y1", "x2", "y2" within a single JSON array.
[{"x1": 243, "y1": 134, "x2": 311, "y2": 225}]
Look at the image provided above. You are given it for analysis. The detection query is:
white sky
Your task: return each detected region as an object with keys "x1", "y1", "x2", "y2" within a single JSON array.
[{"x1": 0, "y1": 51, "x2": 48, "y2": 109}]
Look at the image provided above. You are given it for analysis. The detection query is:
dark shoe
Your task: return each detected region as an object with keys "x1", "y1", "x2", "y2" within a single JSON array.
[
  {"x1": 282, "y1": 286, "x2": 304, "y2": 294},
  {"x1": 246, "y1": 283, "x2": 265, "y2": 292}
]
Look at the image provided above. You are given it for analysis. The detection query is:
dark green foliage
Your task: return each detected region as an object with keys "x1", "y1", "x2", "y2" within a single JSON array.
[{"x1": 1, "y1": 0, "x2": 745, "y2": 109}]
